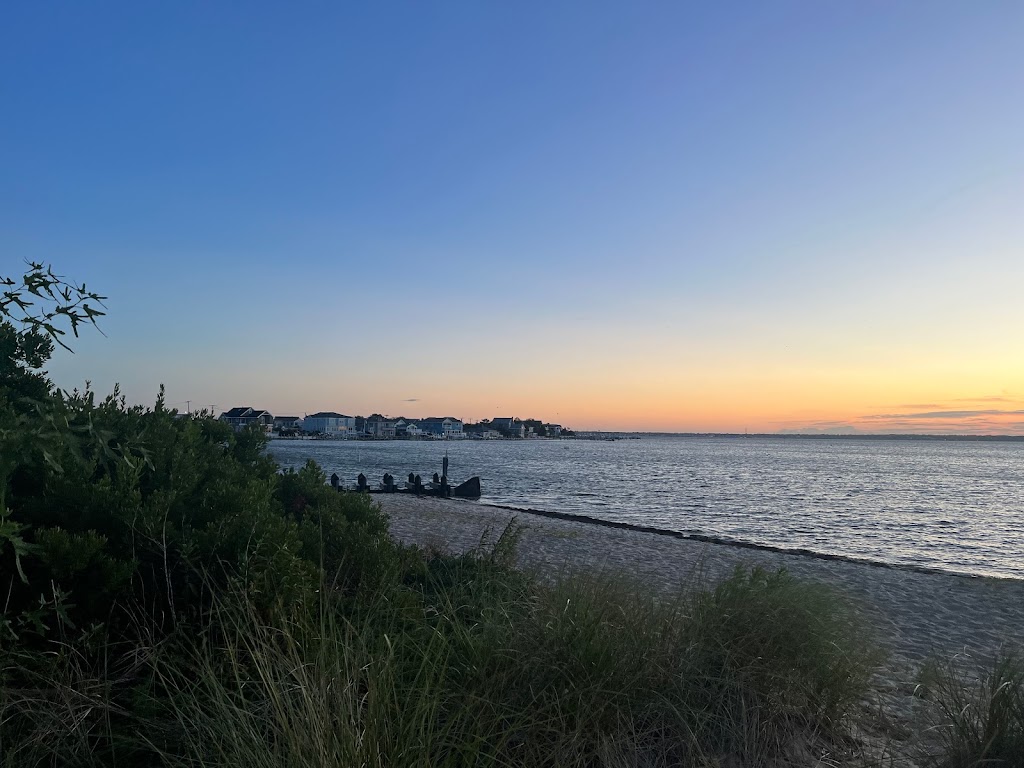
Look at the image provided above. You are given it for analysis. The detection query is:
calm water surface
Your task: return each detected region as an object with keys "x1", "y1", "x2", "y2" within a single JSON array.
[{"x1": 268, "y1": 436, "x2": 1024, "y2": 579}]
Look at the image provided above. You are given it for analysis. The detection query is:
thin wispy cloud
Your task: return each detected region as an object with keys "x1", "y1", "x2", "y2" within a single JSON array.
[
  {"x1": 862, "y1": 409, "x2": 1024, "y2": 420},
  {"x1": 402, "y1": 398, "x2": 420, "y2": 402},
  {"x1": 952, "y1": 395, "x2": 1014, "y2": 403}
]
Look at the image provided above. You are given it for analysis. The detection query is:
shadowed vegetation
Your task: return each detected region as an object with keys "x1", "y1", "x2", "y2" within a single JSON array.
[{"x1": 917, "y1": 651, "x2": 1024, "y2": 768}]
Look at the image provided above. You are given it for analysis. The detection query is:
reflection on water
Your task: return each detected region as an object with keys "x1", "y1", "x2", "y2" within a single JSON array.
[{"x1": 268, "y1": 436, "x2": 1024, "y2": 579}]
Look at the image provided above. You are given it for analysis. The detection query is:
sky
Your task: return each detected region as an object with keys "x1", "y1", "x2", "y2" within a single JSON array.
[{"x1": 2, "y1": 2, "x2": 1022, "y2": 434}]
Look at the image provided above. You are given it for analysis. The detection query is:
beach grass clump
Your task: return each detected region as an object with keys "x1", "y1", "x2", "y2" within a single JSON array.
[
  {"x1": 0, "y1": 525, "x2": 880, "y2": 767},
  {"x1": 918, "y1": 650, "x2": 1024, "y2": 768},
  {"x1": 129, "y1": 547, "x2": 877, "y2": 768},
  {"x1": 680, "y1": 566, "x2": 878, "y2": 753}
]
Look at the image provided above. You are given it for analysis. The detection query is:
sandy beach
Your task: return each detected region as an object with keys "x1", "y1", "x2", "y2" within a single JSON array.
[
  {"x1": 379, "y1": 494, "x2": 1024, "y2": 707},
  {"x1": 381, "y1": 493, "x2": 1024, "y2": 759}
]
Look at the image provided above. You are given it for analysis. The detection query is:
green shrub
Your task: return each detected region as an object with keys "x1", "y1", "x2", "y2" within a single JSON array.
[{"x1": 3, "y1": 391, "x2": 398, "y2": 647}]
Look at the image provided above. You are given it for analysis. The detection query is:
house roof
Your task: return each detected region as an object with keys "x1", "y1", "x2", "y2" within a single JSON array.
[
  {"x1": 420, "y1": 416, "x2": 461, "y2": 423},
  {"x1": 222, "y1": 407, "x2": 273, "y2": 419},
  {"x1": 306, "y1": 412, "x2": 352, "y2": 419}
]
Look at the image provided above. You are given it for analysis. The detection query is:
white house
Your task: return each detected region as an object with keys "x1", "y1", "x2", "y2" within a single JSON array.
[
  {"x1": 469, "y1": 428, "x2": 501, "y2": 439},
  {"x1": 302, "y1": 412, "x2": 356, "y2": 437}
]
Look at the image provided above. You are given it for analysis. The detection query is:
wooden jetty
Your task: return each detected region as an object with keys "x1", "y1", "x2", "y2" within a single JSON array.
[{"x1": 329, "y1": 458, "x2": 481, "y2": 499}]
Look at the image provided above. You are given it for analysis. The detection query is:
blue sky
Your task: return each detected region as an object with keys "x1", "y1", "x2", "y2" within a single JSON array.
[{"x1": 3, "y1": 2, "x2": 1022, "y2": 431}]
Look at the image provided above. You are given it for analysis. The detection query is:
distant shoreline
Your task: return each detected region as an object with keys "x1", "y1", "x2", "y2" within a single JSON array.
[{"x1": 270, "y1": 432, "x2": 1024, "y2": 442}]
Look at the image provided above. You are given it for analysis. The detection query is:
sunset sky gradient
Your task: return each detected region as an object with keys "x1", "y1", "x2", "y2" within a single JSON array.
[{"x1": 2, "y1": 2, "x2": 1022, "y2": 433}]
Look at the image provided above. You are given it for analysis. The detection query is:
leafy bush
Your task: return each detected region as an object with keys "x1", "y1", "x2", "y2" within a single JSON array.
[
  {"x1": 3, "y1": 396, "x2": 390, "y2": 644},
  {"x1": 1, "y1": 264, "x2": 400, "y2": 643}
]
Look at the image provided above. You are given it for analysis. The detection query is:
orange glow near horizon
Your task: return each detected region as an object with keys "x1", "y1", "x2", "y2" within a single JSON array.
[{"x1": 252, "y1": 358, "x2": 1024, "y2": 435}]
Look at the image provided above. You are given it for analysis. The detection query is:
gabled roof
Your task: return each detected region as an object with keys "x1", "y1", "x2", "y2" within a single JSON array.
[
  {"x1": 221, "y1": 407, "x2": 272, "y2": 418},
  {"x1": 306, "y1": 411, "x2": 352, "y2": 419},
  {"x1": 420, "y1": 416, "x2": 461, "y2": 423}
]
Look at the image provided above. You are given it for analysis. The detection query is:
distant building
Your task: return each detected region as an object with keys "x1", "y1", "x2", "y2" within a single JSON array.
[
  {"x1": 365, "y1": 415, "x2": 397, "y2": 439},
  {"x1": 522, "y1": 419, "x2": 544, "y2": 437},
  {"x1": 545, "y1": 424, "x2": 563, "y2": 436},
  {"x1": 491, "y1": 417, "x2": 525, "y2": 438},
  {"x1": 273, "y1": 416, "x2": 302, "y2": 432},
  {"x1": 465, "y1": 424, "x2": 501, "y2": 439},
  {"x1": 419, "y1": 417, "x2": 464, "y2": 439},
  {"x1": 394, "y1": 419, "x2": 425, "y2": 438},
  {"x1": 303, "y1": 412, "x2": 356, "y2": 437},
  {"x1": 220, "y1": 407, "x2": 274, "y2": 433}
]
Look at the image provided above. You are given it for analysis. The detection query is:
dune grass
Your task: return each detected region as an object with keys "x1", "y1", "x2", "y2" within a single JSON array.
[
  {"x1": 918, "y1": 650, "x2": 1024, "y2": 768},
  {"x1": 10, "y1": 514, "x2": 1022, "y2": 767},
  {"x1": 127, "y1": 529, "x2": 879, "y2": 768}
]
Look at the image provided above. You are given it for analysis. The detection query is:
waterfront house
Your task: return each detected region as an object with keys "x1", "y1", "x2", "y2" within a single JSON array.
[
  {"x1": 546, "y1": 424, "x2": 563, "y2": 436},
  {"x1": 491, "y1": 417, "x2": 525, "y2": 438},
  {"x1": 220, "y1": 407, "x2": 274, "y2": 433},
  {"x1": 419, "y1": 417, "x2": 464, "y2": 439},
  {"x1": 394, "y1": 419, "x2": 425, "y2": 438},
  {"x1": 273, "y1": 416, "x2": 302, "y2": 432},
  {"x1": 365, "y1": 414, "x2": 397, "y2": 439},
  {"x1": 393, "y1": 421, "x2": 421, "y2": 438},
  {"x1": 302, "y1": 412, "x2": 356, "y2": 437}
]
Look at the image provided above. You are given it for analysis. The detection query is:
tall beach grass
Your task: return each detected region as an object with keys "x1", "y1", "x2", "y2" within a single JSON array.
[
  {"x1": 918, "y1": 650, "x2": 1024, "y2": 768},
  {"x1": 136, "y1": 531, "x2": 879, "y2": 768}
]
